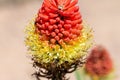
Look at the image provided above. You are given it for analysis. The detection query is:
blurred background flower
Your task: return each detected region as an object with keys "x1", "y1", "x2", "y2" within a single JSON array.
[{"x1": 75, "y1": 45, "x2": 115, "y2": 80}]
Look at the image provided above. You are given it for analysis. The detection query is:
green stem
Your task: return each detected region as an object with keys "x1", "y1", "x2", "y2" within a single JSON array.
[
  {"x1": 75, "y1": 69, "x2": 85, "y2": 80},
  {"x1": 52, "y1": 72, "x2": 62, "y2": 80}
]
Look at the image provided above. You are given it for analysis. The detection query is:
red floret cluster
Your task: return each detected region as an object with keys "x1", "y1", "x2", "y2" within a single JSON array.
[
  {"x1": 35, "y1": 0, "x2": 83, "y2": 44},
  {"x1": 85, "y1": 46, "x2": 113, "y2": 76}
]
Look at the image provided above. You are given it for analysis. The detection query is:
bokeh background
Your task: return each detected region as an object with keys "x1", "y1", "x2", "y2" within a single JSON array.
[{"x1": 0, "y1": 0, "x2": 120, "y2": 80}]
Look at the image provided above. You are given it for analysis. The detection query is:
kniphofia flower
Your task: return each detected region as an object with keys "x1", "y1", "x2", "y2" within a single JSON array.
[{"x1": 25, "y1": 0, "x2": 93, "y2": 79}]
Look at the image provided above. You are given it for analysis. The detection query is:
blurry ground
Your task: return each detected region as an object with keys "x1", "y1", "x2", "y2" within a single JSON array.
[{"x1": 0, "y1": 0, "x2": 120, "y2": 80}]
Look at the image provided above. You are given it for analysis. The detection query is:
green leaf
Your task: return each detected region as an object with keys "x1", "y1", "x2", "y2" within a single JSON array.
[{"x1": 75, "y1": 69, "x2": 85, "y2": 80}]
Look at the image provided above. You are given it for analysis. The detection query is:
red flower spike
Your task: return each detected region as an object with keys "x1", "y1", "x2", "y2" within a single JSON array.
[
  {"x1": 53, "y1": 24, "x2": 58, "y2": 29},
  {"x1": 55, "y1": 36, "x2": 60, "y2": 41},
  {"x1": 56, "y1": 17, "x2": 61, "y2": 22},
  {"x1": 50, "y1": 38, "x2": 56, "y2": 44},
  {"x1": 42, "y1": 24, "x2": 46, "y2": 29},
  {"x1": 62, "y1": 31, "x2": 69, "y2": 37},
  {"x1": 60, "y1": 20, "x2": 64, "y2": 25},
  {"x1": 45, "y1": 22, "x2": 50, "y2": 27},
  {"x1": 64, "y1": 0, "x2": 78, "y2": 9},
  {"x1": 48, "y1": 25, "x2": 54, "y2": 31},
  {"x1": 50, "y1": 19, "x2": 57, "y2": 24},
  {"x1": 55, "y1": 29, "x2": 59, "y2": 33},
  {"x1": 41, "y1": 30, "x2": 45, "y2": 34},
  {"x1": 51, "y1": 32, "x2": 56, "y2": 37},
  {"x1": 35, "y1": 0, "x2": 83, "y2": 44},
  {"x1": 64, "y1": 37, "x2": 70, "y2": 42},
  {"x1": 68, "y1": 33, "x2": 73, "y2": 39},
  {"x1": 65, "y1": 20, "x2": 72, "y2": 24},
  {"x1": 72, "y1": 34, "x2": 77, "y2": 39},
  {"x1": 64, "y1": 0, "x2": 71, "y2": 7},
  {"x1": 58, "y1": 33, "x2": 63, "y2": 38},
  {"x1": 58, "y1": 39, "x2": 63, "y2": 44},
  {"x1": 85, "y1": 45, "x2": 113, "y2": 76},
  {"x1": 58, "y1": 24, "x2": 62, "y2": 29},
  {"x1": 36, "y1": 23, "x2": 42, "y2": 29},
  {"x1": 45, "y1": 30, "x2": 50, "y2": 36},
  {"x1": 64, "y1": 24, "x2": 71, "y2": 29},
  {"x1": 60, "y1": 28, "x2": 64, "y2": 32},
  {"x1": 49, "y1": 13, "x2": 58, "y2": 18},
  {"x1": 44, "y1": 7, "x2": 52, "y2": 13},
  {"x1": 51, "y1": 0, "x2": 57, "y2": 7},
  {"x1": 39, "y1": 14, "x2": 49, "y2": 21}
]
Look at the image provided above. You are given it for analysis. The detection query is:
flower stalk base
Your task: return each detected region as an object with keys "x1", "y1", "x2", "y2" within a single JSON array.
[{"x1": 32, "y1": 58, "x2": 85, "y2": 80}]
